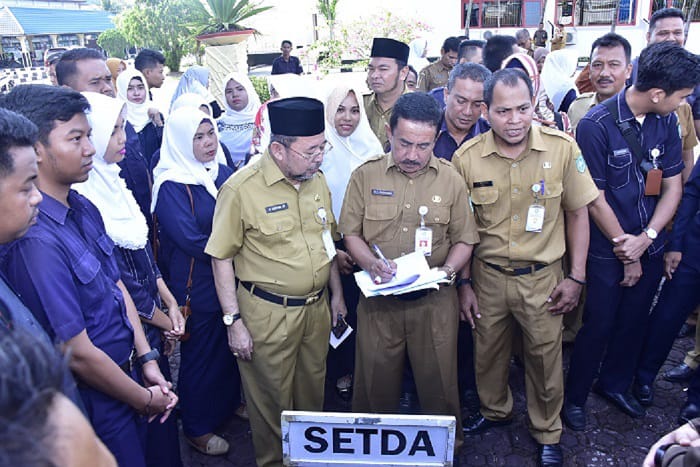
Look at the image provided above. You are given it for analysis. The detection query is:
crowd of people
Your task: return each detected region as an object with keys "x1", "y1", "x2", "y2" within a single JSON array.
[{"x1": 2, "y1": 7, "x2": 700, "y2": 467}]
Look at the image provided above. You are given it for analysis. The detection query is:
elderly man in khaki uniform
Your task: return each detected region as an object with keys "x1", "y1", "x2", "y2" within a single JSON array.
[
  {"x1": 364, "y1": 38, "x2": 410, "y2": 153},
  {"x1": 454, "y1": 69, "x2": 598, "y2": 467},
  {"x1": 417, "y1": 36, "x2": 460, "y2": 92},
  {"x1": 340, "y1": 92, "x2": 479, "y2": 459},
  {"x1": 205, "y1": 97, "x2": 346, "y2": 467}
]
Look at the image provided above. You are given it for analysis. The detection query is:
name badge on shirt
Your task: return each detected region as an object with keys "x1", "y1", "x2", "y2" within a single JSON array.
[
  {"x1": 265, "y1": 203, "x2": 289, "y2": 214},
  {"x1": 318, "y1": 207, "x2": 337, "y2": 260},
  {"x1": 371, "y1": 189, "x2": 394, "y2": 197},
  {"x1": 526, "y1": 182, "x2": 545, "y2": 233}
]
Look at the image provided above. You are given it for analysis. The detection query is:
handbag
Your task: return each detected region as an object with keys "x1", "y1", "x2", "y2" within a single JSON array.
[{"x1": 179, "y1": 185, "x2": 195, "y2": 342}]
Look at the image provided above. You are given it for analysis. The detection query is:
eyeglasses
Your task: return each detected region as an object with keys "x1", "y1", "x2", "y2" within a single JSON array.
[{"x1": 282, "y1": 141, "x2": 333, "y2": 160}]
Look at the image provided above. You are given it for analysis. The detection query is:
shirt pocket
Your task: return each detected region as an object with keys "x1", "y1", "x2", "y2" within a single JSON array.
[
  {"x1": 470, "y1": 187, "x2": 505, "y2": 227},
  {"x1": 70, "y1": 250, "x2": 107, "y2": 312},
  {"x1": 425, "y1": 206, "x2": 451, "y2": 248},
  {"x1": 364, "y1": 204, "x2": 399, "y2": 243},
  {"x1": 258, "y1": 216, "x2": 299, "y2": 259},
  {"x1": 607, "y1": 150, "x2": 634, "y2": 190},
  {"x1": 541, "y1": 181, "x2": 564, "y2": 221}
]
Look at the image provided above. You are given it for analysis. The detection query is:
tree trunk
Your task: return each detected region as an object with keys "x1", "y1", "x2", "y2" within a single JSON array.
[{"x1": 465, "y1": 0, "x2": 474, "y2": 37}]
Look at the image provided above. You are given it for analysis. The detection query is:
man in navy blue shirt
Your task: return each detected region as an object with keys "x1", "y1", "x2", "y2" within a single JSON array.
[
  {"x1": 434, "y1": 62, "x2": 491, "y2": 161},
  {"x1": 0, "y1": 85, "x2": 177, "y2": 466},
  {"x1": 271, "y1": 40, "x2": 303, "y2": 75},
  {"x1": 563, "y1": 42, "x2": 700, "y2": 431}
]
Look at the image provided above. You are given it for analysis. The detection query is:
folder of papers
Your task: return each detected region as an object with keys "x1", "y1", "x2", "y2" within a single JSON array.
[{"x1": 354, "y1": 251, "x2": 451, "y2": 298}]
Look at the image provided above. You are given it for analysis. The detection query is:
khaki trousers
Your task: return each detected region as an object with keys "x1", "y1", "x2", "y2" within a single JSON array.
[
  {"x1": 236, "y1": 285, "x2": 331, "y2": 467},
  {"x1": 472, "y1": 258, "x2": 564, "y2": 444},
  {"x1": 352, "y1": 287, "x2": 464, "y2": 452}
]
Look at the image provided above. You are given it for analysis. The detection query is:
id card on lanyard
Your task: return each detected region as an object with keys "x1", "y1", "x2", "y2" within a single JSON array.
[
  {"x1": 525, "y1": 180, "x2": 545, "y2": 233},
  {"x1": 318, "y1": 207, "x2": 337, "y2": 260},
  {"x1": 415, "y1": 205, "x2": 433, "y2": 256}
]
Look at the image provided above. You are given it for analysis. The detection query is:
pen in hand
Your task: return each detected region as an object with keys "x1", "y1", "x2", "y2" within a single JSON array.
[{"x1": 372, "y1": 244, "x2": 395, "y2": 283}]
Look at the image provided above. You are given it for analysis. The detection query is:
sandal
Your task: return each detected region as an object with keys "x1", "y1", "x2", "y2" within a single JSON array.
[{"x1": 186, "y1": 434, "x2": 229, "y2": 456}]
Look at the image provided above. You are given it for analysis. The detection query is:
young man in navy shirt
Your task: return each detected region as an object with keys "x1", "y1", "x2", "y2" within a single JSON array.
[
  {"x1": 0, "y1": 85, "x2": 177, "y2": 466},
  {"x1": 563, "y1": 42, "x2": 700, "y2": 430}
]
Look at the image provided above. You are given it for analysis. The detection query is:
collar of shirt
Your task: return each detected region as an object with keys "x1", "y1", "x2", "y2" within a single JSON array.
[
  {"x1": 386, "y1": 152, "x2": 440, "y2": 175},
  {"x1": 480, "y1": 126, "x2": 548, "y2": 159},
  {"x1": 261, "y1": 151, "x2": 288, "y2": 186},
  {"x1": 38, "y1": 190, "x2": 76, "y2": 225},
  {"x1": 615, "y1": 86, "x2": 660, "y2": 123}
]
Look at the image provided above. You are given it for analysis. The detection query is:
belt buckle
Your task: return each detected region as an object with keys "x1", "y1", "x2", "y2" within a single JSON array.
[
  {"x1": 305, "y1": 294, "x2": 319, "y2": 305},
  {"x1": 502, "y1": 266, "x2": 515, "y2": 274}
]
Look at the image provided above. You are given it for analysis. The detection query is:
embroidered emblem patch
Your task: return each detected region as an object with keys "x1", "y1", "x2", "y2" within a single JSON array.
[{"x1": 575, "y1": 154, "x2": 586, "y2": 173}]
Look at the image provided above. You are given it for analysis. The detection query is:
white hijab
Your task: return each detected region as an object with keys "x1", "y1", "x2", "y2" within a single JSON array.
[
  {"x1": 75, "y1": 92, "x2": 149, "y2": 250},
  {"x1": 169, "y1": 65, "x2": 214, "y2": 112},
  {"x1": 151, "y1": 107, "x2": 222, "y2": 212},
  {"x1": 217, "y1": 72, "x2": 260, "y2": 162},
  {"x1": 321, "y1": 86, "x2": 383, "y2": 218},
  {"x1": 408, "y1": 38, "x2": 430, "y2": 71},
  {"x1": 541, "y1": 49, "x2": 578, "y2": 112},
  {"x1": 116, "y1": 68, "x2": 152, "y2": 133},
  {"x1": 171, "y1": 92, "x2": 213, "y2": 116}
]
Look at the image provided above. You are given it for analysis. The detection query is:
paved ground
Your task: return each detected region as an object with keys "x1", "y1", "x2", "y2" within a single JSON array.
[{"x1": 177, "y1": 334, "x2": 696, "y2": 466}]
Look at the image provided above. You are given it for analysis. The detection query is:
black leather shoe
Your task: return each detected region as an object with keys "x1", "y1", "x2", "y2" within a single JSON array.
[
  {"x1": 561, "y1": 401, "x2": 586, "y2": 431},
  {"x1": 593, "y1": 386, "x2": 645, "y2": 418},
  {"x1": 462, "y1": 414, "x2": 512, "y2": 435},
  {"x1": 461, "y1": 389, "x2": 480, "y2": 414},
  {"x1": 537, "y1": 443, "x2": 563, "y2": 467},
  {"x1": 634, "y1": 383, "x2": 654, "y2": 407},
  {"x1": 664, "y1": 362, "x2": 696, "y2": 383},
  {"x1": 679, "y1": 402, "x2": 700, "y2": 425}
]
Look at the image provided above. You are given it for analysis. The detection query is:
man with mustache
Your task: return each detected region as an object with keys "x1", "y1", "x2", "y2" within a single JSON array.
[
  {"x1": 567, "y1": 33, "x2": 632, "y2": 134},
  {"x1": 340, "y1": 91, "x2": 479, "y2": 464},
  {"x1": 206, "y1": 97, "x2": 346, "y2": 467}
]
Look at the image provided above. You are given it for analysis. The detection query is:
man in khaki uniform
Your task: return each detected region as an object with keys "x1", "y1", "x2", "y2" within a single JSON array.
[
  {"x1": 550, "y1": 24, "x2": 566, "y2": 51},
  {"x1": 340, "y1": 92, "x2": 479, "y2": 459},
  {"x1": 206, "y1": 97, "x2": 347, "y2": 467},
  {"x1": 454, "y1": 69, "x2": 598, "y2": 467},
  {"x1": 417, "y1": 36, "x2": 460, "y2": 92},
  {"x1": 364, "y1": 38, "x2": 410, "y2": 153},
  {"x1": 568, "y1": 33, "x2": 632, "y2": 134}
]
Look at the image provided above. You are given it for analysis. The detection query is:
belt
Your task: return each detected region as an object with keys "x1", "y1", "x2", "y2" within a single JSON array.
[
  {"x1": 483, "y1": 261, "x2": 547, "y2": 276},
  {"x1": 395, "y1": 289, "x2": 433, "y2": 301},
  {"x1": 241, "y1": 281, "x2": 324, "y2": 307}
]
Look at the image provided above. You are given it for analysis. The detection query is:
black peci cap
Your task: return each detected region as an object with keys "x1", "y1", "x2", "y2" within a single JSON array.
[
  {"x1": 370, "y1": 38, "x2": 410, "y2": 62},
  {"x1": 268, "y1": 97, "x2": 325, "y2": 136}
]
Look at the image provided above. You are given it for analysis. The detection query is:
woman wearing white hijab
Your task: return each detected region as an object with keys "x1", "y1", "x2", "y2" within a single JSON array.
[
  {"x1": 74, "y1": 92, "x2": 185, "y2": 467},
  {"x1": 541, "y1": 49, "x2": 579, "y2": 113},
  {"x1": 217, "y1": 72, "x2": 260, "y2": 168},
  {"x1": 152, "y1": 107, "x2": 240, "y2": 456},
  {"x1": 408, "y1": 38, "x2": 430, "y2": 72},
  {"x1": 149, "y1": 93, "x2": 232, "y2": 173},
  {"x1": 321, "y1": 85, "x2": 382, "y2": 400},
  {"x1": 169, "y1": 65, "x2": 222, "y2": 118}
]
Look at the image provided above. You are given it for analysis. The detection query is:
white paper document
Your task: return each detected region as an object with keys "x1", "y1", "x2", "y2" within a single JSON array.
[{"x1": 354, "y1": 251, "x2": 451, "y2": 298}]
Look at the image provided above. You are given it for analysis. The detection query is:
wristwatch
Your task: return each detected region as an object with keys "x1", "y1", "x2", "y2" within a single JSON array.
[
  {"x1": 223, "y1": 313, "x2": 241, "y2": 326},
  {"x1": 138, "y1": 348, "x2": 160, "y2": 366},
  {"x1": 643, "y1": 227, "x2": 658, "y2": 240}
]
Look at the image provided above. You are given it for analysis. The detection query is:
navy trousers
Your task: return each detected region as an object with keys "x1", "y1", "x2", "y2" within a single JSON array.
[{"x1": 567, "y1": 254, "x2": 663, "y2": 405}]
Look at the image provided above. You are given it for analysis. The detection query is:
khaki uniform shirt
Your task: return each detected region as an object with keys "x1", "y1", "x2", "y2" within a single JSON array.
[
  {"x1": 363, "y1": 92, "x2": 397, "y2": 153},
  {"x1": 417, "y1": 60, "x2": 451, "y2": 92},
  {"x1": 339, "y1": 154, "x2": 479, "y2": 268},
  {"x1": 567, "y1": 92, "x2": 599, "y2": 135},
  {"x1": 452, "y1": 126, "x2": 599, "y2": 266},
  {"x1": 551, "y1": 29, "x2": 566, "y2": 51},
  {"x1": 677, "y1": 102, "x2": 699, "y2": 152},
  {"x1": 205, "y1": 152, "x2": 336, "y2": 296}
]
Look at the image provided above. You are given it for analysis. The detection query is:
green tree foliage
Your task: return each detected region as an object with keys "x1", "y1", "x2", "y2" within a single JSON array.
[
  {"x1": 191, "y1": 0, "x2": 273, "y2": 35},
  {"x1": 118, "y1": 0, "x2": 206, "y2": 72},
  {"x1": 97, "y1": 29, "x2": 129, "y2": 58},
  {"x1": 317, "y1": 0, "x2": 339, "y2": 39}
]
